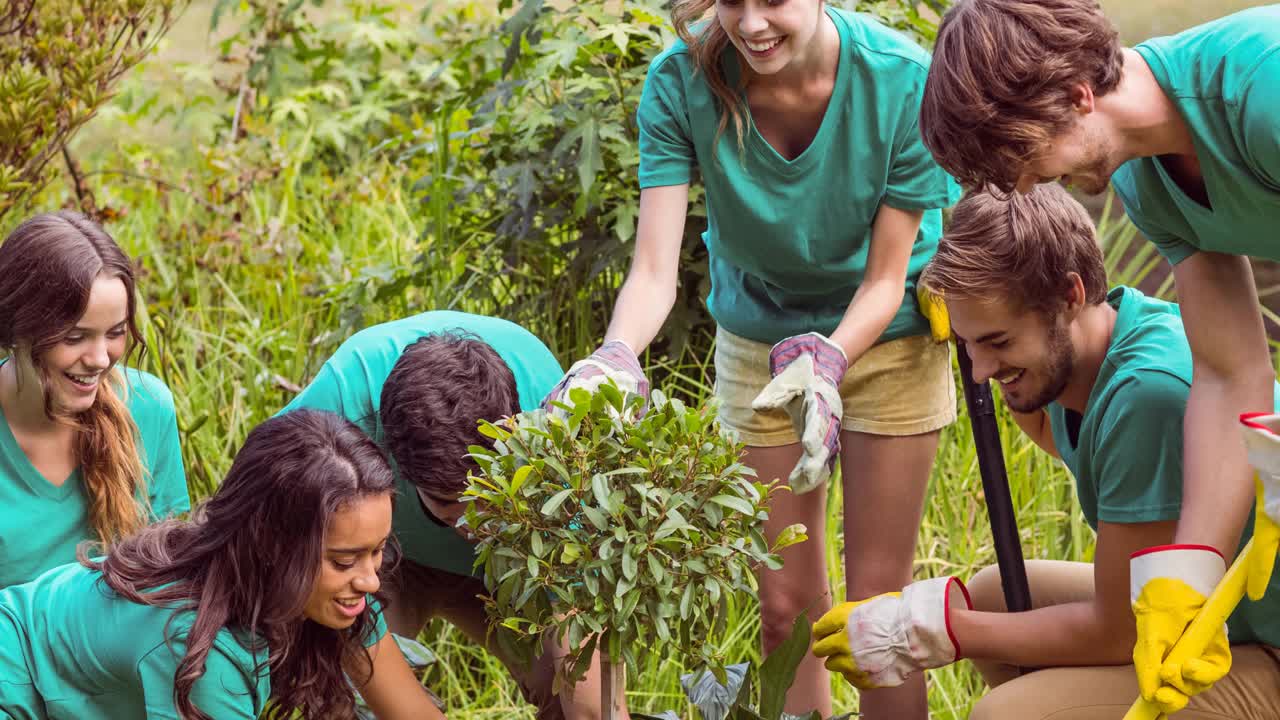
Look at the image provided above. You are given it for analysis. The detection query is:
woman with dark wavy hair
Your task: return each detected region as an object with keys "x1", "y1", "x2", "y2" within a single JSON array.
[
  {"x1": 0, "y1": 210, "x2": 189, "y2": 588},
  {"x1": 0, "y1": 409, "x2": 443, "y2": 719}
]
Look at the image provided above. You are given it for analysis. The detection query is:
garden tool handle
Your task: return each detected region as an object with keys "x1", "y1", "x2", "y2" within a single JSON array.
[{"x1": 1122, "y1": 538, "x2": 1254, "y2": 720}]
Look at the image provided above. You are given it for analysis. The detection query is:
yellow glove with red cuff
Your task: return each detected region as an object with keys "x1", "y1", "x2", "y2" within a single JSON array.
[{"x1": 1130, "y1": 545, "x2": 1231, "y2": 714}]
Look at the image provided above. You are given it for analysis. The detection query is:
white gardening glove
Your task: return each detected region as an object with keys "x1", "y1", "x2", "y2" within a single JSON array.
[
  {"x1": 1130, "y1": 546, "x2": 1231, "y2": 714},
  {"x1": 542, "y1": 340, "x2": 650, "y2": 417},
  {"x1": 750, "y1": 332, "x2": 847, "y2": 494},
  {"x1": 1240, "y1": 412, "x2": 1280, "y2": 601},
  {"x1": 811, "y1": 577, "x2": 971, "y2": 689}
]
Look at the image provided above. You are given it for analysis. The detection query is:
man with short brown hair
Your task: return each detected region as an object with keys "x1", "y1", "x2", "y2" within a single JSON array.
[
  {"x1": 810, "y1": 185, "x2": 1280, "y2": 719},
  {"x1": 919, "y1": 2, "x2": 1280, "y2": 711}
]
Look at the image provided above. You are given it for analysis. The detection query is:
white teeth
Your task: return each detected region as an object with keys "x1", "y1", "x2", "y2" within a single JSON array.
[
  {"x1": 745, "y1": 37, "x2": 783, "y2": 52},
  {"x1": 65, "y1": 372, "x2": 99, "y2": 385},
  {"x1": 997, "y1": 370, "x2": 1024, "y2": 385}
]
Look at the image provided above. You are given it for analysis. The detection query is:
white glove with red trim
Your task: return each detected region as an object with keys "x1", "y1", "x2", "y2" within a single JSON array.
[
  {"x1": 1130, "y1": 545, "x2": 1231, "y2": 714},
  {"x1": 811, "y1": 577, "x2": 971, "y2": 689}
]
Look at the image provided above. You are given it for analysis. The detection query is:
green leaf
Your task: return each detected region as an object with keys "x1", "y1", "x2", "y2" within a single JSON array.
[
  {"x1": 577, "y1": 116, "x2": 601, "y2": 195},
  {"x1": 540, "y1": 488, "x2": 575, "y2": 517},
  {"x1": 531, "y1": 532, "x2": 544, "y2": 558},
  {"x1": 592, "y1": 473, "x2": 615, "y2": 514},
  {"x1": 621, "y1": 547, "x2": 637, "y2": 581},
  {"x1": 510, "y1": 464, "x2": 534, "y2": 496},
  {"x1": 771, "y1": 523, "x2": 808, "y2": 553},
  {"x1": 710, "y1": 494, "x2": 756, "y2": 517},
  {"x1": 526, "y1": 554, "x2": 540, "y2": 579},
  {"x1": 759, "y1": 614, "x2": 812, "y2": 720},
  {"x1": 582, "y1": 505, "x2": 609, "y2": 531}
]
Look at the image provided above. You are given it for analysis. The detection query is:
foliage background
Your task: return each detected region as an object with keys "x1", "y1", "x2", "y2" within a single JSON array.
[{"x1": 6, "y1": 0, "x2": 1279, "y2": 717}]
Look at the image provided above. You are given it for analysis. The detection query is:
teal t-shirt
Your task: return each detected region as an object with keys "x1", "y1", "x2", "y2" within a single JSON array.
[
  {"x1": 1111, "y1": 5, "x2": 1280, "y2": 265},
  {"x1": 0, "y1": 365, "x2": 190, "y2": 589},
  {"x1": 0, "y1": 562, "x2": 386, "y2": 719},
  {"x1": 1047, "y1": 286, "x2": 1280, "y2": 647},
  {"x1": 636, "y1": 7, "x2": 960, "y2": 344},
  {"x1": 280, "y1": 311, "x2": 564, "y2": 577}
]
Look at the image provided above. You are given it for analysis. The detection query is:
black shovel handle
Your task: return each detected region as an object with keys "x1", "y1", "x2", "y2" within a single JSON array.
[{"x1": 956, "y1": 340, "x2": 1033, "y2": 616}]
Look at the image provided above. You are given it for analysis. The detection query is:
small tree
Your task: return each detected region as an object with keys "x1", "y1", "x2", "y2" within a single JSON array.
[
  {"x1": 465, "y1": 384, "x2": 806, "y2": 713},
  {"x1": 0, "y1": 0, "x2": 183, "y2": 222}
]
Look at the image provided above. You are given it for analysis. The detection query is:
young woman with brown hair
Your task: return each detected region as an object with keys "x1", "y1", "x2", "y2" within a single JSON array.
[
  {"x1": 545, "y1": 1, "x2": 959, "y2": 716},
  {"x1": 0, "y1": 409, "x2": 443, "y2": 719},
  {"x1": 0, "y1": 210, "x2": 189, "y2": 588}
]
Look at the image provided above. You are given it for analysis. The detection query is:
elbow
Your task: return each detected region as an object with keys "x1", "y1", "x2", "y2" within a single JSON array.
[{"x1": 1096, "y1": 618, "x2": 1138, "y2": 665}]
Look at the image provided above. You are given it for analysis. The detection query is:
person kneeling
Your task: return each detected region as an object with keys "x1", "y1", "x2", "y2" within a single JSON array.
[
  {"x1": 812, "y1": 185, "x2": 1280, "y2": 719},
  {"x1": 0, "y1": 409, "x2": 440, "y2": 719}
]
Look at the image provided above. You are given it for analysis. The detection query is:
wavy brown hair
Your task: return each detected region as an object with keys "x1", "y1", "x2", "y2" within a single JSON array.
[
  {"x1": 920, "y1": 184, "x2": 1107, "y2": 317},
  {"x1": 85, "y1": 409, "x2": 397, "y2": 720},
  {"x1": 919, "y1": 0, "x2": 1123, "y2": 192},
  {"x1": 671, "y1": 0, "x2": 753, "y2": 149},
  {"x1": 381, "y1": 331, "x2": 518, "y2": 501},
  {"x1": 0, "y1": 210, "x2": 148, "y2": 546}
]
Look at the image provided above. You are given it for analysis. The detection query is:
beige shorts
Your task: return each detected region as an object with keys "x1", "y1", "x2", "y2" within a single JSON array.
[{"x1": 713, "y1": 327, "x2": 957, "y2": 446}]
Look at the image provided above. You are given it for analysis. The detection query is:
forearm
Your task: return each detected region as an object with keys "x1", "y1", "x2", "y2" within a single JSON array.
[
  {"x1": 828, "y1": 278, "x2": 905, "y2": 364},
  {"x1": 950, "y1": 600, "x2": 1132, "y2": 668},
  {"x1": 603, "y1": 271, "x2": 677, "y2": 354},
  {"x1": 1178, "y1": 369, "x2": 1275, "y2": 554}
]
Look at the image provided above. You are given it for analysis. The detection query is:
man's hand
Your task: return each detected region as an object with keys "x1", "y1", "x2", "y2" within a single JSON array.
[{"x1": 812, "y1": 577, "x2": 971, "y2": 689}]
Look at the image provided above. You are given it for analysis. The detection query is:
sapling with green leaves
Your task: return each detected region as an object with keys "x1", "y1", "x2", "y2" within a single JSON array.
[{"x1": 463, "y1": 382, "x2": 807, "y2": 698}]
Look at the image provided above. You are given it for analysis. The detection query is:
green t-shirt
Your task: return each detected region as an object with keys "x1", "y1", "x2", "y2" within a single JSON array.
[
  {"x1": 1047, "y1": 286, "x2": 1280, "y2": 647},
  {"x1": 1111, "y1": 6, "x2": 1280, "y2": 265},
  {"x1": 280, "y1": 311, "x2": 564, "y2": 577},
  {"x1": 0, "y1": 562, "x2": 386, "y2": 719},
  {"x1": 0, "y1": 365, "x2": 190, "y2": 589},
  {"x1": 637, "y1": 7, "x2": 959, "y2": 345}
]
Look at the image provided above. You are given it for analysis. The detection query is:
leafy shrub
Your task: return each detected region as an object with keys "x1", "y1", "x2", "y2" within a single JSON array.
[
  {"x1": 0, "y1": 0, "x2": 182, "y2": 223},
  {"x1": 464, "y1": 384, "x2": 806, "y2": 688}
]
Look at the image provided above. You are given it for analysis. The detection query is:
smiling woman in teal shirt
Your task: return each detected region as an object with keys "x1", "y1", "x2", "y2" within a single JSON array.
[
  {"x1": 0, "y1": 212, "x2": 188, "y2": 589},
  {"x1": 0, "y1": 410, "x2": 442, "y2": 720}
]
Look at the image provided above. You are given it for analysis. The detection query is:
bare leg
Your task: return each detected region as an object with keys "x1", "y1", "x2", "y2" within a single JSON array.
[
  {"x1": 750, "y1": 442, "x2": 834, "y2": 717},
  {"x1": 840, "y1": 430, "x2": 939, "y2": 720}
]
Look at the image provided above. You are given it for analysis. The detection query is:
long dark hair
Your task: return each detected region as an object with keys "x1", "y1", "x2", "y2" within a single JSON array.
[
  {"x1": 0, "y1": 210, "x2": 147, "y2": 546},
  {"x1": 84, "y1": 409, "x2": 397, "y2": 720}
]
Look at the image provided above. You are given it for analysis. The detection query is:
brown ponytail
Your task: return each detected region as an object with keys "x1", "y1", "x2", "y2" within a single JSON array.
[{"x1": 0, "y1": 211, "x2": 149, "y2": 547}]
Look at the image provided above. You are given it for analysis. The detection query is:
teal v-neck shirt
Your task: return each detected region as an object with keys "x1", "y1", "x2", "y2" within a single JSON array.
[
  {"x1": 280, "y1": 311, "x2": 563, "y2": 577},
  {"x1": 0, "y1": 561, "x2": 386, "y2": 719},
  {"x1": 1111, "y1": 5, "x2": 1280, "y2": 264},
  {"x1": 636, "y1": 7, "x2": 959, "y2": 344},
  {"x1": 1046, "y1": 287, "x2": 1280, "y2": 647},
  {"x1": 0, "y1": 365, "x2": 189, "y2": 589}
]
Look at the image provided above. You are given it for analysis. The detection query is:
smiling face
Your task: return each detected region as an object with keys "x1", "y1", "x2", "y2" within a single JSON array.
[
  {"x1": 22, "y1": 273, "x2": 130, "y2": 417},
  {"x1": 715, "y1": 0, "x2": 826, "y2": 76},
  {"x1": 949, "y1": 296, "x2": 1076, "y2": 414},
  {"x1": 302, "y1": 493, "x2": 392, "y2": 630}
]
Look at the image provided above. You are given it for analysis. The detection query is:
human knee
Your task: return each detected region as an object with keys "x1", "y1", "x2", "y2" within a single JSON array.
[
  {"x1": 759, "y1": 584, "x2": 828, "y2": 649},
  {"x1": 965, "y1": 564, "x2": 1008, "y2": 613}
]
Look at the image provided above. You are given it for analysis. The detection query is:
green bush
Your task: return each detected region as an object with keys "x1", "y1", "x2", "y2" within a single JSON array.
[
  {"x1": 0, "y1": 0, "x2": 183, "y2": 223},
  {"x1": 465, "y1": 384, "x2": 805, "y2": 688}
]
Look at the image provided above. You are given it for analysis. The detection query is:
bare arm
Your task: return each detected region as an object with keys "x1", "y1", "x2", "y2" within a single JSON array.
[
  {"x1": 347, "y1": 634, "x2": 447, "y2": 720},
  {"x1": 1173, "y1": 252, "x2": 1274, "y2": 555},
  {"x1": 827, "y1": 203, "x2": 922, "y2": 362},
  {"x1": 950, "y1": 520, "x2": 1175, "y2": 667},
  {"x1": 603, "y1": 184, "x2": 689, "y2": 353},
  {"x1": 1009, "y1": 409, "x2": 1059, "y2": 458}
]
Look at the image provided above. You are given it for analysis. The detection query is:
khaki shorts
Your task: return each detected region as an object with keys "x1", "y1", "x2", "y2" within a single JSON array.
[{"x1": 713, "y1": 327, "x2": 957, "y2": 446}]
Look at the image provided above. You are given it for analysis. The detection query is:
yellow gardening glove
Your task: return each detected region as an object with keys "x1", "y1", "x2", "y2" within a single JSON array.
[
  {"x1": 812, "y1": 577, "x2": 970, "y2": 690},
  {"x1": 916, "y1": 285, "x2": 951, "y2": 342},
  {"x1": 1240, "y1": 413, "x2": 1280, "y2": 601},
  {"x1": 1130, "y1": 547, "x2": 1231, "y2": 714}
]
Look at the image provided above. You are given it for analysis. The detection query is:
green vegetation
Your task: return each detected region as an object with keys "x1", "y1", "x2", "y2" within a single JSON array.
[{"x1": 12, "y1": 1, "x2": 1269, "y2": 718}]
